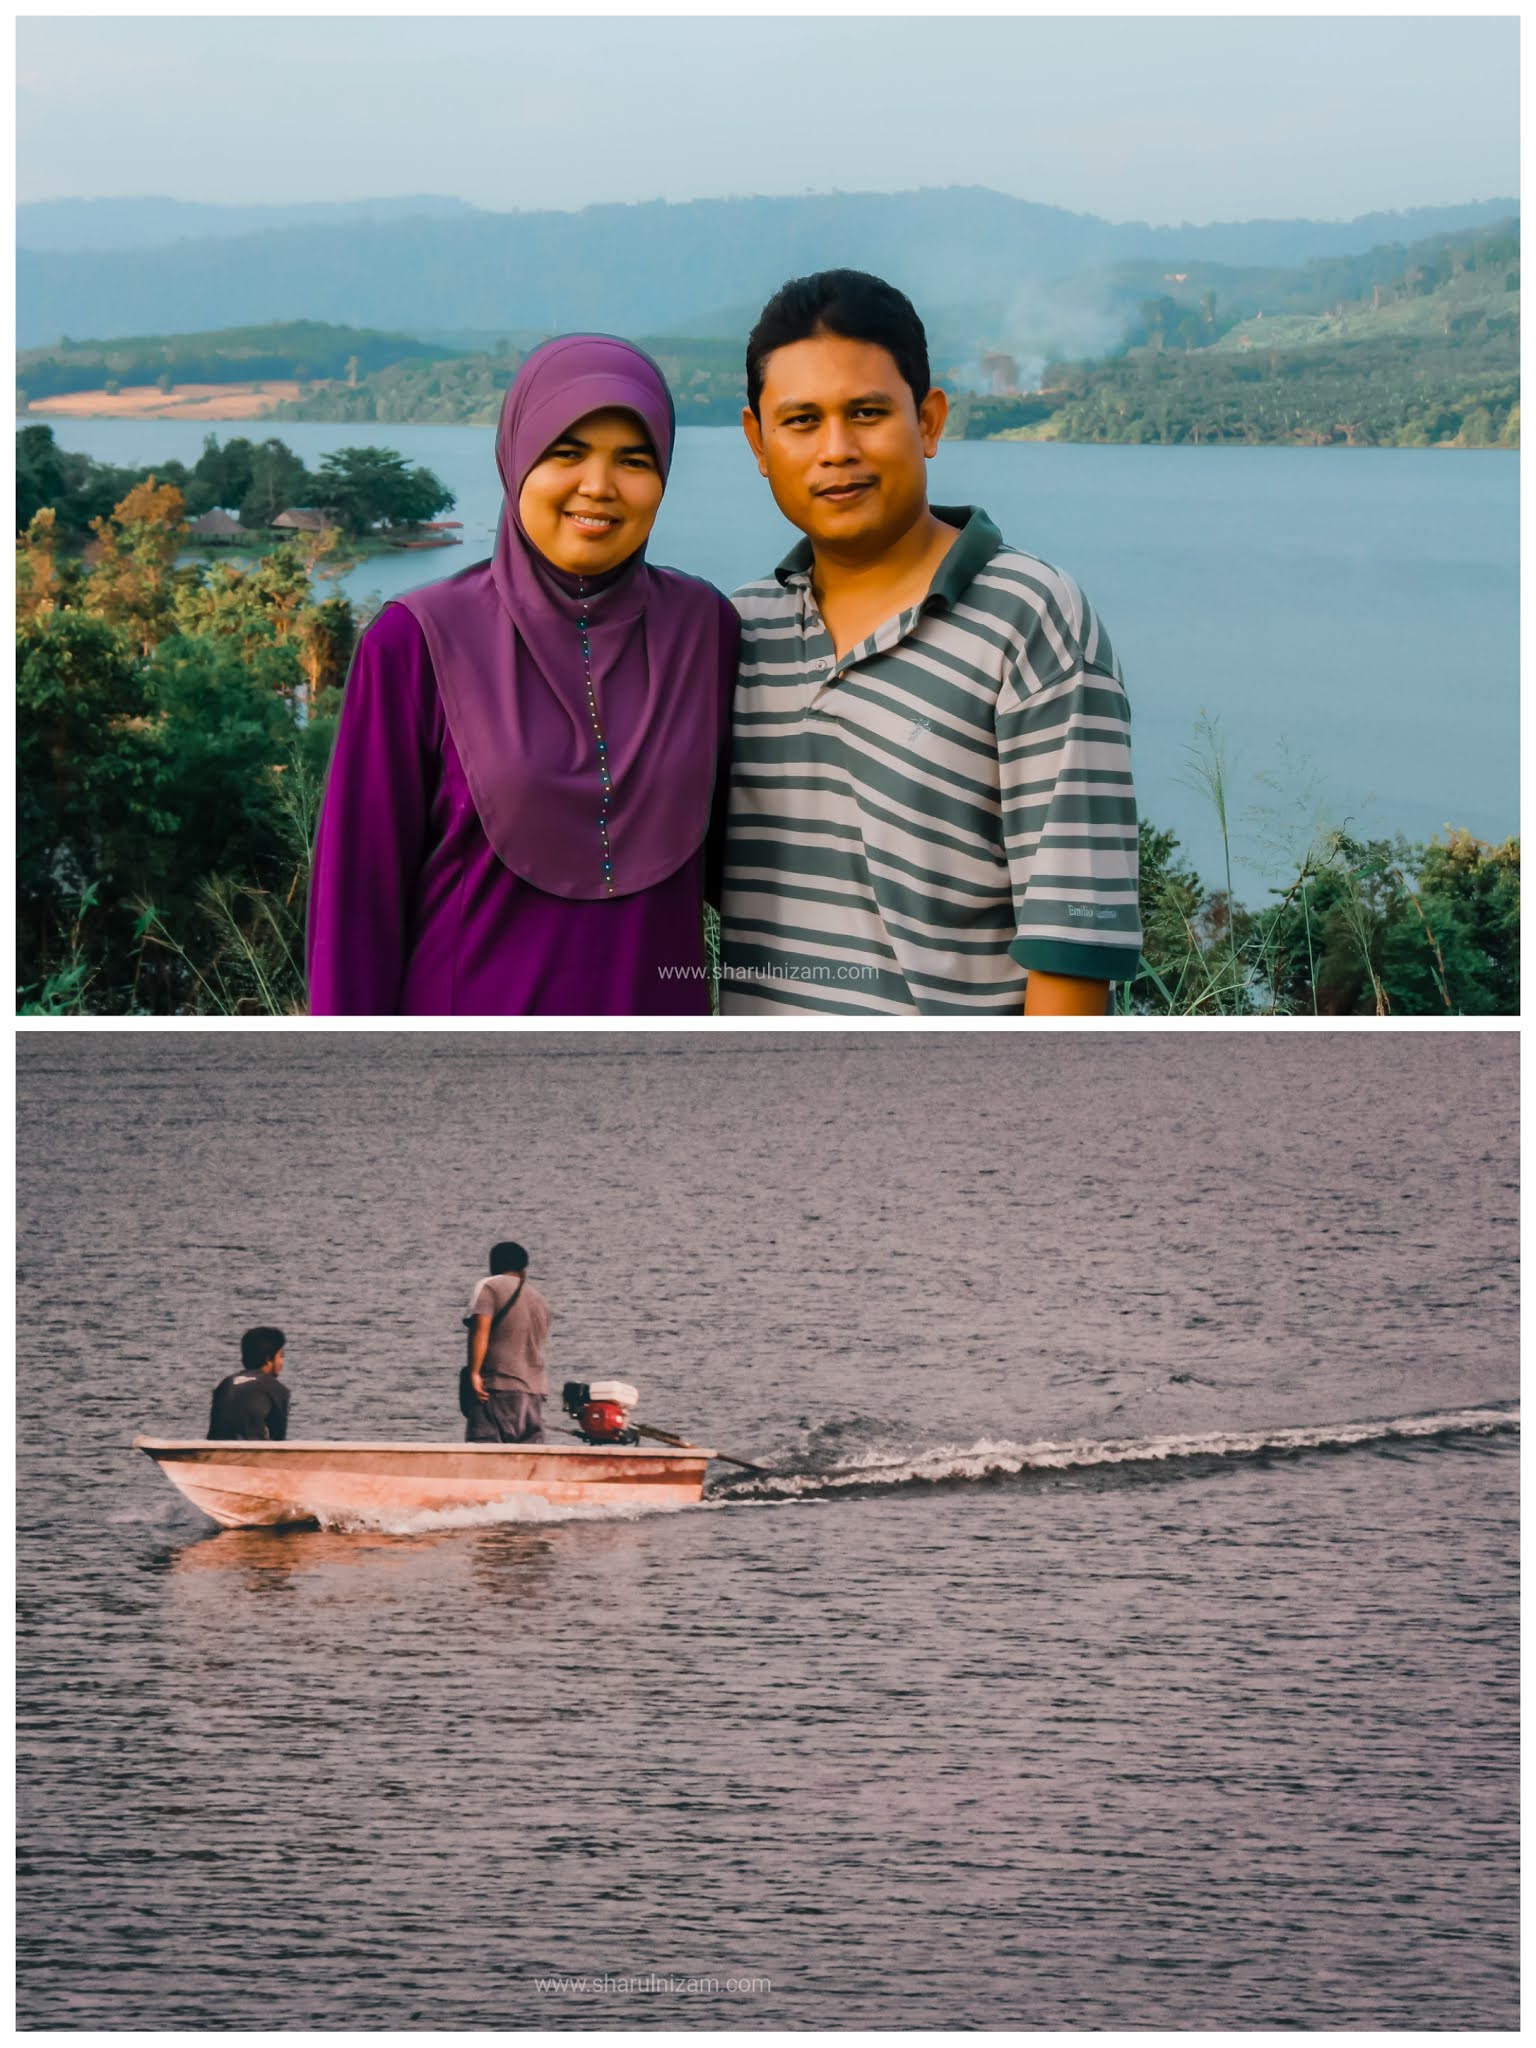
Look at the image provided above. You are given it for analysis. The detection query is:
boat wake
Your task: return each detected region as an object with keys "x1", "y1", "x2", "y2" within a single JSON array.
[
  {"x1": 168, "y1": 1408, "x2": 1514, "y2": 1536},
  {"x1": 708, "y1": 1405, "x2": 1519, "y2": 1504},
  {"x1": 318, "y1": 1494, "x2": 685, "y2": 1536}
]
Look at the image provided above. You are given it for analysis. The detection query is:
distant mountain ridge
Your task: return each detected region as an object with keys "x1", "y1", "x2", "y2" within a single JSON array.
[
  {"x1": 15, "y1": 187, "x2": 1518, "y2": 349},
  {"x1": 16, "y1": 194, "x2": 480, "y2": 253}
]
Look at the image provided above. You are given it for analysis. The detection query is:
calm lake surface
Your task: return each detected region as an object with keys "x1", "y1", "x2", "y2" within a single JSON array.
[
  {"x1": 29, "y1": 417, "x2": 1519, "y2": 900},
  {"x1": 16, "y1": 1032, "x2": 1518, "y2": 2029}
]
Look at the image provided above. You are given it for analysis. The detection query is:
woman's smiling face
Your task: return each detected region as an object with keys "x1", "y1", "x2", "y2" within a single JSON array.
[{"x1": 516, "y1": 406, "x2": 665, "y2": 575}]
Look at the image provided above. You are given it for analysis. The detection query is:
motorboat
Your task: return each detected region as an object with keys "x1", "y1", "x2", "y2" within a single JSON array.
[
  {"x1": 133, "y1": 1381, "x2": 749, "y2": 1530},
  {"x1": 133, "y1": 1435, "x2": 715, "y2": 1529}
]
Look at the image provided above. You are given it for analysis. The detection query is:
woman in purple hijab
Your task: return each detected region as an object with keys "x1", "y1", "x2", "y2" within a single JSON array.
[{"x1": 306, "y1": 335, "x2": 739, "y2": 1015}]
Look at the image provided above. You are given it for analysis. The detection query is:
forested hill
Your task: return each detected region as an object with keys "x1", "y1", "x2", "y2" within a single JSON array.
[
  {"x1": 967, "y1": 224, "x2": 1519, "y2": 448},
  {"x1": 15, "y1": 186, "x2": 1517, "y2": 348},
  {"x1": 270, "y1": 226, "x2": 1521, "y2": 448},
  {"x1": 16, "y1": 194, "x2": 478, "y2": 253},
  {"x1": 15, "y1": 219, "x2": 1517, "y2": 448},
  {"x1": 15, "y1": 321, "x2": 461, "y2": 404}
]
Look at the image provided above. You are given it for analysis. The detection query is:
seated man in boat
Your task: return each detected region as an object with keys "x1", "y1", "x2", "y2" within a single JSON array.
[
  {"x1": 208, "y1": 1327, "x2": 290, "y2": 1440},
  {"x1": 463, "y1": 1242, "x2": 552, "y2": 1444}
]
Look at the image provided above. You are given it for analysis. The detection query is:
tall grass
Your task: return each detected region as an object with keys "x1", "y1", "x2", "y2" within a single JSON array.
[
  {"x1": 17, "y1": 882, "x2": 101, "y2": 1015},
  {"x1": 135, "y1": 744, "x2": 323, "y2": 1015},
  {"x1": 1179, "y1": 711, "x2": 1242, "y2": 995},
  {"x1": 1124, "y1": 716, "x2": 1479, "y2": 1015}
]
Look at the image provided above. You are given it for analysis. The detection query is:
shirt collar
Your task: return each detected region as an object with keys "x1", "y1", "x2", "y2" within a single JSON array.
[{"x1": 773, "y1": 504, "x2": 1002, "y2": 612}]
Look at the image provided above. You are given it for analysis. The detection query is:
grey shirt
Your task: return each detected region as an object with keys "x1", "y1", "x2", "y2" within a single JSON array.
[
  {"x1": 720, "y1": 506, "x2": 1141, "y2": 1012},
  {"x1": 471, "y1": 1276, "x2": 552, "y2": 1395}
]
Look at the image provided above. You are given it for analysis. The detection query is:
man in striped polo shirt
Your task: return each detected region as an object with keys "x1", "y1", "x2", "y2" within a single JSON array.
[{"x1": 720, "y1": 269, "x2": 1141, "y2": 1016}]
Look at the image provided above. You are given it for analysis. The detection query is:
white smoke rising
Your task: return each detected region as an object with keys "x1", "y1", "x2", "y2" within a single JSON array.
[{"x1": 940, "y1": 275, "x2": 1141, "y2": 391}]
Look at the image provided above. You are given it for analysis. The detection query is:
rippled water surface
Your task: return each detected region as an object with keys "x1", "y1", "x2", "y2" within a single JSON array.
[{"x1": 16, "y1": 1033, "x2": 1518, "y2": 2028}]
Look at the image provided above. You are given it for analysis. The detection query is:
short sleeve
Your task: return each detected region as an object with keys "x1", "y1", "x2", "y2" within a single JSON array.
[
  {"x1": 995, "y1": 572, "x2": 1142, "y2": 981},
  {"x1": 470, "y1": 1280, "x2": 496, "y2": 1318}
]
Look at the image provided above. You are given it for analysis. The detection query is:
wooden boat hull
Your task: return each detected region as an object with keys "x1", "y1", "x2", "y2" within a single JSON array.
[{"x1": 133, "y1": 1437, "x2": 714, "y2": 1529}]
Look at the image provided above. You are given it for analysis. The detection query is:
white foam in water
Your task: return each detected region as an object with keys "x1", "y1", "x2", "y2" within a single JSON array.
[
  {"x1": 287, "y1": 1409, "x2": 1516, "y2": 1529},
  {"x1": 723, "y1": 1406, "x2": 1519, "y2": 1501},
  {"x1": 320, "y1": 1493, "x2": 687, "y2": 1535}
]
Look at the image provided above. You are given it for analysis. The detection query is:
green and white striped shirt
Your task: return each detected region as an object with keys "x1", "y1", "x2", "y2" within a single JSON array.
[{"x1": 719, "y1": 505, "x2": 1141, "y2": 1015}]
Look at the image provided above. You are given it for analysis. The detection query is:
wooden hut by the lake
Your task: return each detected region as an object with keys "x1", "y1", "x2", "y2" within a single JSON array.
[{"x1": 187, "y1": 508, "x2": 250, "y2": 543}]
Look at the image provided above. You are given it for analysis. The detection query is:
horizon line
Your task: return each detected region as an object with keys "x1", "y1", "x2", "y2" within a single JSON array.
[{"x1": 16, "y1": 185, "x2": 1523, "y2": 236}]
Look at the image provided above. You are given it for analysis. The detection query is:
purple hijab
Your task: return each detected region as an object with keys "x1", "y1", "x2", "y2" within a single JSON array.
[{"x1": 392, "y1": 335, "x2": 722, "y2": 899}]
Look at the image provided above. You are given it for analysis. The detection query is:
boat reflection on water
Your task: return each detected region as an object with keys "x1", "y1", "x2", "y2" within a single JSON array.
[
  {"x1": 155, "y1": 1513, "x2": 638, "y2": 1607},
  {"x1": 164, "y1": 1521, "x2": 506, "y2": 1572}
]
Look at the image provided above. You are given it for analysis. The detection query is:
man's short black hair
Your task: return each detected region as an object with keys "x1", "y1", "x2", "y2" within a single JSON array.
[
  {"x1": 240, "y1": 1326, "x2": 286, "y2": 1372},
  {"x1": 746, "y1": 269, "x2": 931, "y2": 417},
  {"x1": 490, "y1": 1241, "x2": 529, "y2": 1275}
]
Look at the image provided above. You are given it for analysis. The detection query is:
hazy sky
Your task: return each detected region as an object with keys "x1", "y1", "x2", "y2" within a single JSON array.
[{"x1": 15, "y1": 13, "x2": 1520, "y2": 224}]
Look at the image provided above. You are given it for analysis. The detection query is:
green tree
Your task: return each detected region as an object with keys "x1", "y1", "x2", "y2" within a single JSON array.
[
  {"x1": 171, "y1": 542, "x2": 355, "y2": 700},
  {"x1": 186, "y1": 432, "x2": 259, "y2": 517},
  {"x1": 297, "y1": 595, "x2": 356, "y2": 700},
  {"x1": 16, "y1": 609, "x2": 166, "y2": 994},
  {"x1": 1384, "y1": 830, "x2": 1519, "y2": 1013},
  {"x1": 15, "y1": 474, "x2": 361, "y2": 1009},
  {"x1": 174, "y1": 544, "x2": 316, "y2": 656},
  {"x1": 312, "y1": 444, "x2": 454, "y2": 532},
  {"x1": 131, "y1": 632, "x2": 318, "y2": 1009},
  {"x1": 240, "y1": 439, "x2": 316, "y2": 529},
  {"x1": 1250, "y1": 830, "x2": 1518, "y2": 1015},
  {"x1": 16, "y1": 423, "x2": 72, "y2": 529}
]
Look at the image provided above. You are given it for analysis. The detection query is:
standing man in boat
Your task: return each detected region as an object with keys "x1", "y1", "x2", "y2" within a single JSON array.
[
  {"x1": 463, "y1": 1242, "x2": 552, "y2": 1444},
  {"x1": 208, "y1": 1327, "x2": 290, "y2": 1440}
]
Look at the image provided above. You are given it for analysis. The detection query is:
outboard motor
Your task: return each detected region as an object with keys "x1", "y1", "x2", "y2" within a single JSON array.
[{"x1": 562, "y1": 1380, "x2": 641, "y2": 1445}]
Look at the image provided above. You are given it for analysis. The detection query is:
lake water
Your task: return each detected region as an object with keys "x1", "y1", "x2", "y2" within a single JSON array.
[
  {"x1": 28, "y1": 417, "x2": 1519, "y2": 900},
  {"x1": 15, "y1": 1031, "x2": 1519, "y2": 2029}
]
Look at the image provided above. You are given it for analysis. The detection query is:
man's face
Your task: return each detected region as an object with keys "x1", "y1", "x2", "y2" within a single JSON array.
[
  {"x1": 267, "y1": 1347, "x2": 286, "y2": 1376},
  {"x1": 743, "y1": 331, "x2": 948, "y2": 556}
]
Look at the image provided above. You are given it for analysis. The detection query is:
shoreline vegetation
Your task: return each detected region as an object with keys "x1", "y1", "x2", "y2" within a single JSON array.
[
  {"x1": 15, "y1": 218, "x2": 1518, "y2": 450},
  {"x1": 15, "y1": 470, "x2": 1520, "y2": 1019},
  {"x1": 17, "y1": 423, "x2": 458, "y2": 566}
]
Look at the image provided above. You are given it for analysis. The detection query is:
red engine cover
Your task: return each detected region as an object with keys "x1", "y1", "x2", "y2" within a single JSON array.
[{"x1": 580, "y1": 1400, "x2": 628, "y2": 1443}]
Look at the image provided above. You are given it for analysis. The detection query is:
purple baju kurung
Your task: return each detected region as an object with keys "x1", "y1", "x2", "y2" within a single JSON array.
[
  {"x1": 307, "y1": 602, "x2": 736, "y2": 1016},
  {"x1": 307, "y1": 333, "x2": 739, "y2": 1018}
]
